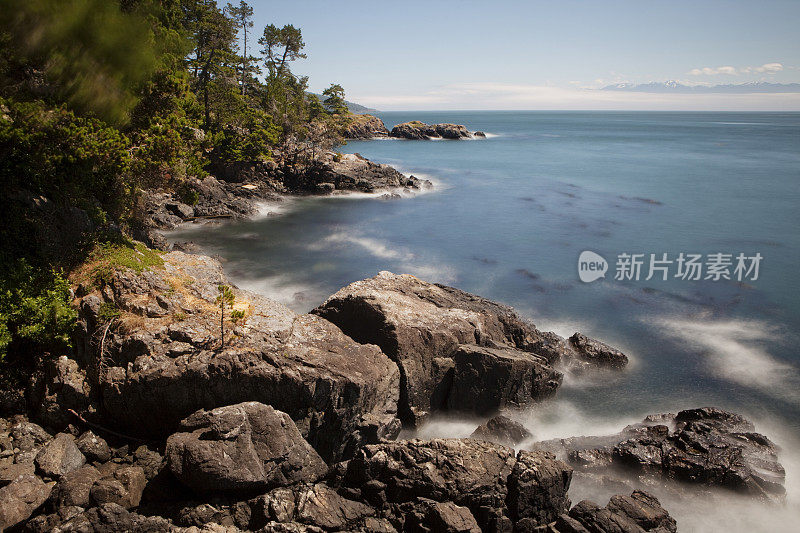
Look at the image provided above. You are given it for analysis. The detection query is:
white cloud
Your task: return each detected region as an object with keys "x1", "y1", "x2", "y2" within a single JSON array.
[
  {"x1": 689, "y1": 62, "x2": 784, "y2": 76},
  {"x1": 689, "y1": 65, "x2": 737, "y2": 76},
  {"x1": 352, "y1": 82, "x2": 800, "y2": 111}
]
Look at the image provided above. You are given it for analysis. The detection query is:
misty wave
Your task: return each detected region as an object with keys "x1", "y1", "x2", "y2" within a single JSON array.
[
  {"x1": 415, "y1": 400, "x2": 800, "y2": 533},
  {"x1": 312, "y1": 232, "x2": 457, "y2": 284},
  {"x1": 655, "y1": 316, "x2": 800, "y2": 406}
]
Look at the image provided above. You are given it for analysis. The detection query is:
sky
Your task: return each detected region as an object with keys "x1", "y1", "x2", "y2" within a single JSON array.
[{"x1": 246, "y1": 0, "x2": 800, "y2": 110}]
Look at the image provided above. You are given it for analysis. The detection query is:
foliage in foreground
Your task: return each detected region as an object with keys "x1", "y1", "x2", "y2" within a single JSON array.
[
  {"x1": 0, "y1": 0, "x2": 359, "y2": 377},
  {"x1": 0, "y1": 262, "x2": 77, "y2": 362}
]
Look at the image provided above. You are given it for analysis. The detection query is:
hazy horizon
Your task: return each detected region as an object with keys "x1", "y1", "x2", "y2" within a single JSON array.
[{"x1": 250, "y1": 0, "x2": 800, "y2": 111}]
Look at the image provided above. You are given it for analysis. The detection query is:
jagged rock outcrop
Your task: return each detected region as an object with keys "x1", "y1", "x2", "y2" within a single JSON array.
[
  {"x1": 339, "y1": 438, "x2": 573, "y2": 531},
  {"x1": 534, "y1": 407, "x2": 786, "y2": 502},
  {"x1": 344, "y1": 114, "x2": 390, "y2": 139},
  {"x1": 389, "y1": 121, "x2": 475, "y2": 140},
  {"x1": 74, "y1": 251, "x2": 401, "y2": 463},
  {"x1": 141, "y1": 175, "x2": 279, "y2": 232},
  {"x1": 28, "y1": 355, "x2": 93, "y2": 431},
  {"x1": 556, "y1": 490, "x2": 677, "y2": 533},
  {"x1": 293, "y1": 152, "x2": 432, "y2": 194},
  {"x1": 471, "y1": 415, "x2": 532, "y2": 446},
  {"x1": 166, "y1": 402, "x2": 328, "y2": 493},
  {"x1": 313, "y1": 271, "x2": 573, "y2": 426}
]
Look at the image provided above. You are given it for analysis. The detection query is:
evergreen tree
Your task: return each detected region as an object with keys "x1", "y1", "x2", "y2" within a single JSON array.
[
  {"x1": 323, "y1": 83, "x2": 348, "y2": 115},
  {"x1": 226, "y1": 1, "x2": 254, "y2": 95}
]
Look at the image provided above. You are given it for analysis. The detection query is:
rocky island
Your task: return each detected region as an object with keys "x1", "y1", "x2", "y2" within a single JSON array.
[{"x1": 344, "y1": 114, "x2": 487, "y2": 140}]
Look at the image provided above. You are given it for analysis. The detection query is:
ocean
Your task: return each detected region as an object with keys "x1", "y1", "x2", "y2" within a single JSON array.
[{"x1": 169, "y1": 111, "x2": 800, "y2": 531}]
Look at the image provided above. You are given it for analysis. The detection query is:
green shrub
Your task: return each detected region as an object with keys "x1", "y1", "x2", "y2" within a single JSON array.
[
  {"x1": 177, "y1": 183, "x2": 200, "y2": 206},
  {"x1": 0, "y1": 261, "x2": 77, "y2": 361},
  {"x1": 0, "y1": 98, "x2": 132, "y2": 223}
]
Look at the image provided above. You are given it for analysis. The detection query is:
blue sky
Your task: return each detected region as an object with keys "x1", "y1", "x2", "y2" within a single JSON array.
[{"x1": 246, "y1": 0, "x2": 800, "y2": 110}]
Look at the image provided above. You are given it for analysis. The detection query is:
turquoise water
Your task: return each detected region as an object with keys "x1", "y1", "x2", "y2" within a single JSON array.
[{"x1": 170, "y1": 111, "x2": 800, "y2": 438}]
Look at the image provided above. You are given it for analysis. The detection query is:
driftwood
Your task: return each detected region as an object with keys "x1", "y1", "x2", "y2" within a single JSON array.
[{"x1": 67, "y1": 409, "x2": 155, "y2": 444}]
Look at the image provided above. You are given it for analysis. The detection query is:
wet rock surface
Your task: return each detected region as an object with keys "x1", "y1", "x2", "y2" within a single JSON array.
[
  {"x1": 568, "y1": 332, "x2": 629, "y2": 369},
  {"x1": 471, "y1": 415, "x2": 533, "y2": 446},
  {"x1": 313, "y1": 271, "x2": 576, "y2": 425},
  {"x1": 556, "y1": 490, "x2": 677, "y2": 533},
  {"x1": 295, "y1": 152, "x2": 432, "y2": 194},
  {"x1": 534, "y1": 407, "x2": 786, "y2": 502}
]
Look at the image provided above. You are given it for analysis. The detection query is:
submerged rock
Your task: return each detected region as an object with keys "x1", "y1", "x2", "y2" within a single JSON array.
[
  {"x1": 471, "y1": 415, "x2": 532, "y2": 446},
  {"x1": 75, "y1": 251, "x2": 401, "y2": 463},
  {"x1": 313, "y1": 271, "x2": 570, "y2": 425},
  {"x1": 568, "y1": 332, "x2": 629, "y2": 369},
  {"x1": 535, "y1": 407, "x2": 786, "y2": 501},
  {"x1": 166, "y1": 402, "x2": 328, "y2": 493}
]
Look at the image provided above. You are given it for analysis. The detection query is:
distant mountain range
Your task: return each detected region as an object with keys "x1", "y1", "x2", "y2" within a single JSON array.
[
  {"x1": 601, "y1": 81, "x2": 800, "y2": 93},
  {"x1": 307, "y1": 92, "x2": 378, "y2": 113}
]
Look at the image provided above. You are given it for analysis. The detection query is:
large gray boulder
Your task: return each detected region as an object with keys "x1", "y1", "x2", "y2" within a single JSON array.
[
  {"x1": 535, "y1": 407, "x2": 786, "y2": 502},
  {"x1": 166, "y1": 402, "x2": 328, "y2": 493},
  {"x1": 341, "y1": 438, "x2": 572, "y2": 531},
  {"x1": 0, "y1": 473, "x2": 53, "y2": 530},
  {"x1": 313, "y1": 271, "x2": 569, "y2": 426},
  {"x1": 556, "y1": 490, "x2": 677, "y2": 533},
  {"x1": 53, "y1": 465, "x2": 102, "y2": 508},
  {"x1": 471, "y1": 415, "x2": 533, "y2": 447},
  {"x1": 35, "y1": 433, "x2": 86, "y2": 479},
  {"x1": 76, "y1": 251, "x2": 401, "y2": 462},
  {"x1": 90, "y1": 465, "x2": 147, "y2": 509},
  {"x1": 447, "y1": 344, "x2": 561, "y2": 415}
]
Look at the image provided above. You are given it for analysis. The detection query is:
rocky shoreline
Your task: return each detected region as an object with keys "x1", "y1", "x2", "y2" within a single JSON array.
[
  {"x1": 0, "y1": 240, "x2": 788, "y2": 531},
  {"x1": 137, "y1": 151, "x2": 433, "y2": 250},
  {"x1": 1, "y1": 136, "x2": 789, "y2": 533}
]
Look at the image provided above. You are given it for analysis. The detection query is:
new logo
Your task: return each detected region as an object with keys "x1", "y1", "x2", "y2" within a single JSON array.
[{"x1": 578, "y1": 251, "x2": 608, "y2": 283}]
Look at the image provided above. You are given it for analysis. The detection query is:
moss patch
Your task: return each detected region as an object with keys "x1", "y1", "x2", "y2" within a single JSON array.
[{"x1": 73, "y1": 239, "x2": 164, "y2": 288}]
